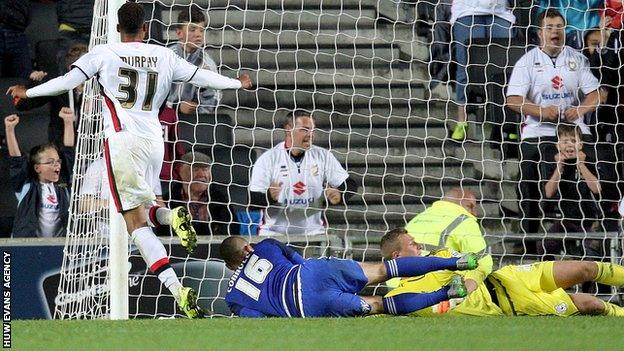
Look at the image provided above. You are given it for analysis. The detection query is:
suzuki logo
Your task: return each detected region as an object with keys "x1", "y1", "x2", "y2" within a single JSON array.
[
  {"x1": 293, "y1": 181, "x2": 306, "y2": 195},
  {"x1": 47, "y1": 194, "x2": 58, "y2": 204},
  {"x1": 551, "y1": 75, "x2": 563, "y2": 90}
]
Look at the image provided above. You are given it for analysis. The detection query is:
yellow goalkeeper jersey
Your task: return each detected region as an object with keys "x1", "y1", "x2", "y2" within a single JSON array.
[{"x1": 384, "y1": 249, "x2": 504, "y2": 316}]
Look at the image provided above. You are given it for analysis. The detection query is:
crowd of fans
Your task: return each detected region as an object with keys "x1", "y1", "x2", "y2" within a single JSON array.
[
  {"x1": 2, "y1": 0, "x2": 624, "y2": 267},
  {"x1": 417, "y1": 0, "x2": 624, "y2": 254}
]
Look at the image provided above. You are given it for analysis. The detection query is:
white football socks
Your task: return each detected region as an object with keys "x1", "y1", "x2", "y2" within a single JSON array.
[{"x1": 131, "y1": 226, "x2": 182, "y2": 299}]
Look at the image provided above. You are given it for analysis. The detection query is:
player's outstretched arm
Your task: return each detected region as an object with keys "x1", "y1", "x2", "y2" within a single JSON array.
[
  {"x1": 187, "y1": 68, "x2": 253, "y2": 90},
  {"x1": 7, "y1": 68, "x2": 88, "y2": 99}
]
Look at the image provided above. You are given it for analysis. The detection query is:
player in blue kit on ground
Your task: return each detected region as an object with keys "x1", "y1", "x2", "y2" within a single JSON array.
[{"x1": 221, "y1": 236, "x2": 479, "y2": 317}]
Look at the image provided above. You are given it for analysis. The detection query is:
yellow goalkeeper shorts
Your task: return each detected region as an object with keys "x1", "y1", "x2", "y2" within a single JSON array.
[{"x1": 489, "y1": 262, "x2": 579, "y2": 317}]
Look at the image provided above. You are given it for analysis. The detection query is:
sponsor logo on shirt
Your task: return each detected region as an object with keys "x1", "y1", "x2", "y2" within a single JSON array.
[
  {"x1": 285, "y1": 197, "x2": 315, "y2": 205},
  {"x1": 293, "y1": 181, "x2": 306, "y2": 195},
  {"x1": 47, "y1": 194, "x2": 57, "y2": 204},
  {"x1": 541, "y1": 92, "x2": 573, "y2": 100},
  {"x1": 551, "y1": 75, "x2": 563, "y2": 90}
]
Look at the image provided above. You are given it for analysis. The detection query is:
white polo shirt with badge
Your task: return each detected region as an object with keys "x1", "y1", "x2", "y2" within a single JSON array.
[
  {"x1": 249, "y1": 142, "x2": 349, "y2": 236},
  {"x1": 506, "y1": 46, "x2": 599, "y2": 140}
]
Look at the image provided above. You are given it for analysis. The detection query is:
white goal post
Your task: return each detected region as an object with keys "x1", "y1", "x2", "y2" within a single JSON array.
[{"x1": 54, "y1": 0, "x2": 624, "y2": 320}]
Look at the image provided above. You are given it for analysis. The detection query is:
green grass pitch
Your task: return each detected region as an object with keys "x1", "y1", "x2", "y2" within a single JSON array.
[{"x1": 12, "y1": 317, "x2": 624, "y2": 351}]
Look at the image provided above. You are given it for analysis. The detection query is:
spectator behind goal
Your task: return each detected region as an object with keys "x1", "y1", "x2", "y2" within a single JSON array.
[
  {"x1": 540, "y1": 123, "x2": 602, "y2": 258},
  {"x1": 506, "y1": 9, "x2": 600, "y2": 235},
  {"x1": 168, "y1": 151, "x2": 236, "y2": 236},
  {"x1": 0, "y1": 0, "x2": 32, "y2": 78},
  {"x1": 248, "y1": 110, "x2": 357, "y2": 236},
  {"x1": 166, "y1": 5, "x2": 221, "y2": 115},
  {"x1": 4, "y1": 113, "x2": 75, "y2": 237}
]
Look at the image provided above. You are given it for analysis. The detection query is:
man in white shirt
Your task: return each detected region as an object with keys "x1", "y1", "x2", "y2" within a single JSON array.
[
  {"x1": 7, "y1": 2, "x2": 252, "y2": 318},
  {"x1": 248, "y1": 110, "x2": 357, "y2": 236},
  {"x1": 506, "y1": 8, "x2": 600, "y2": 234}
]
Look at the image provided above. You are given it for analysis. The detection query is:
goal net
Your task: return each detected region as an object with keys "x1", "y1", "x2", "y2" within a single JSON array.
[{"x1": 54, "y1": 0, "x2": 623, "y2": 319}]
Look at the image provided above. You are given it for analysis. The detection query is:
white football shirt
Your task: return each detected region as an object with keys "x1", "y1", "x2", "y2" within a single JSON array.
[
  {"x1": 249, "y1": 142, "x2": 349, "y2": 235},
  {"x1": 68, "y1": 42, "x2": 241, "y2": 141},
  {"x1": 506, "y1": 46, "x2": 599, "y2": 140}
]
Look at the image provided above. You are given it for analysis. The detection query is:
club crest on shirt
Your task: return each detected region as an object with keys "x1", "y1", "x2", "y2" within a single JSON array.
[
  {"x1": 567, "y1": 59, "x2": 577, "y2": 71},
  {"x1": 311, "y1": 164, "x2": 319, "y2": 176},
  {"x1": 555, "y1": 302, "x2": 568, "y2": 314}
]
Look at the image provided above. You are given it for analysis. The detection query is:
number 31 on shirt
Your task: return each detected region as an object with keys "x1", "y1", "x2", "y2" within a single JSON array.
[{"x1": 117, "y1": 67, "x2": 158, "y2": 111}]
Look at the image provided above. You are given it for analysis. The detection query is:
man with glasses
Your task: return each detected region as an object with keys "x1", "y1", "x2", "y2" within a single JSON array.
[
  {"x1": 248, "y1": 110, "x2": 357, "y2": 236},
  {"x1": 506, "y1": 8, "x2": 600, "y2": 235}
]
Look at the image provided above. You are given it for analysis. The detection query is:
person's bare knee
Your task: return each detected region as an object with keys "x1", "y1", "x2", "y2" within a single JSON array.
[
  {"x1": 122, "y1": 205, "x2": 147, "y2": 234},
  {"x1": 580, "y1": 262, "x2": 599, "y2": 282},
  {"x1": 570, "y1": 293, "x2": 604, "y2": 315}
]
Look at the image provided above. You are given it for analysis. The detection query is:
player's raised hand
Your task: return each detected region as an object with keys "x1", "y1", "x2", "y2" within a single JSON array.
[
  {"x1": 6, "y1": 85, "x2": 27, "y2": 99},
  {"x1": 324, "y1": 186, "x2": 342, "y2": 205},
  {"x1": 4, "y1": 114, "x2": 20, "y2": 129},
  {"x1": 238, "y1": 74, "x2": 253, "y2": 89},
  {"x1": 58, "y1": 107, "x2": 75, "y2": 123},
  {"x1": 269, "y1": 181, "x2": 282, "y2": 202}
]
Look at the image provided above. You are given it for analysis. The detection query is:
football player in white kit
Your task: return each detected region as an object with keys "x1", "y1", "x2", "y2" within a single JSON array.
[
  {"x1": 248, "y1": 110, "x2": 357, "y2": 236},
  {"x1": 7, "y1": 2, "x2": 253, "y2": 318},
  {"x1": 505, "y1": 8, "x2": 600, "y2": 235}
]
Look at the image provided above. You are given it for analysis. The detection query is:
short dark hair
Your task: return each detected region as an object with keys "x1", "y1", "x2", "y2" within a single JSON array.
[
  {"x1": 29, "y1": 142, "x2": 59, "y2": 179},
  {"x1": 557, "y1": 123, "x2": 582, "y2": 139},
  {"x1": 537, "y1": 8, "x2": 566, "y2": 28},
  {"x1": 282, "y1": 110, "x2": 312, "y2": 129},
  {"x1": 220, "y1": 236, "x2": 248, "y2": 269},
  {"x1": 118, "y1": 2, "x2": 145, "y2": 35},
  {"x1": 177, "y1": 5, "x2": 206, "y2": 29},
  {"x1": 380, "y1": 227, "x2": 409, "y2": 260}
]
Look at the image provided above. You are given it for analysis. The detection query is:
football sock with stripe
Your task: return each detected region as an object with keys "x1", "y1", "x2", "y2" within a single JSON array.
[
  {"x1": 132, "y1": 226, "x2": 182, "y2": 299},
  {"x1": 384, "y1": 256, "x2": 460, "y2": 278},
  {"x1": 593, "y1": 262, "x2": 624, "y2": 287},
  {"x1": 383, "y1": 287, "x2": 450, "y2": 315},
  {"x1": 146, "y1": 205, "x2": 172, "y2": 227}
]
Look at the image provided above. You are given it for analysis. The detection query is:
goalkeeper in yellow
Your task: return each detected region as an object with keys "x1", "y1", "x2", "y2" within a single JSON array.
[{"x1": 381, "y1": 227, "x2": 624, "y2": 317}]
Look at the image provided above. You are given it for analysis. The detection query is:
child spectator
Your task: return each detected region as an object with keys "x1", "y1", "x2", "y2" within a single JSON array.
[
  {"x1": 540, "y1": 123, "x2": 602, "y2": 256},
  {"x1": 4, "y1": 113, "x2": 75, "y2": 237},
  {"x1": 166, "y1": 5, "x2": 221, "y2": 115}
]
